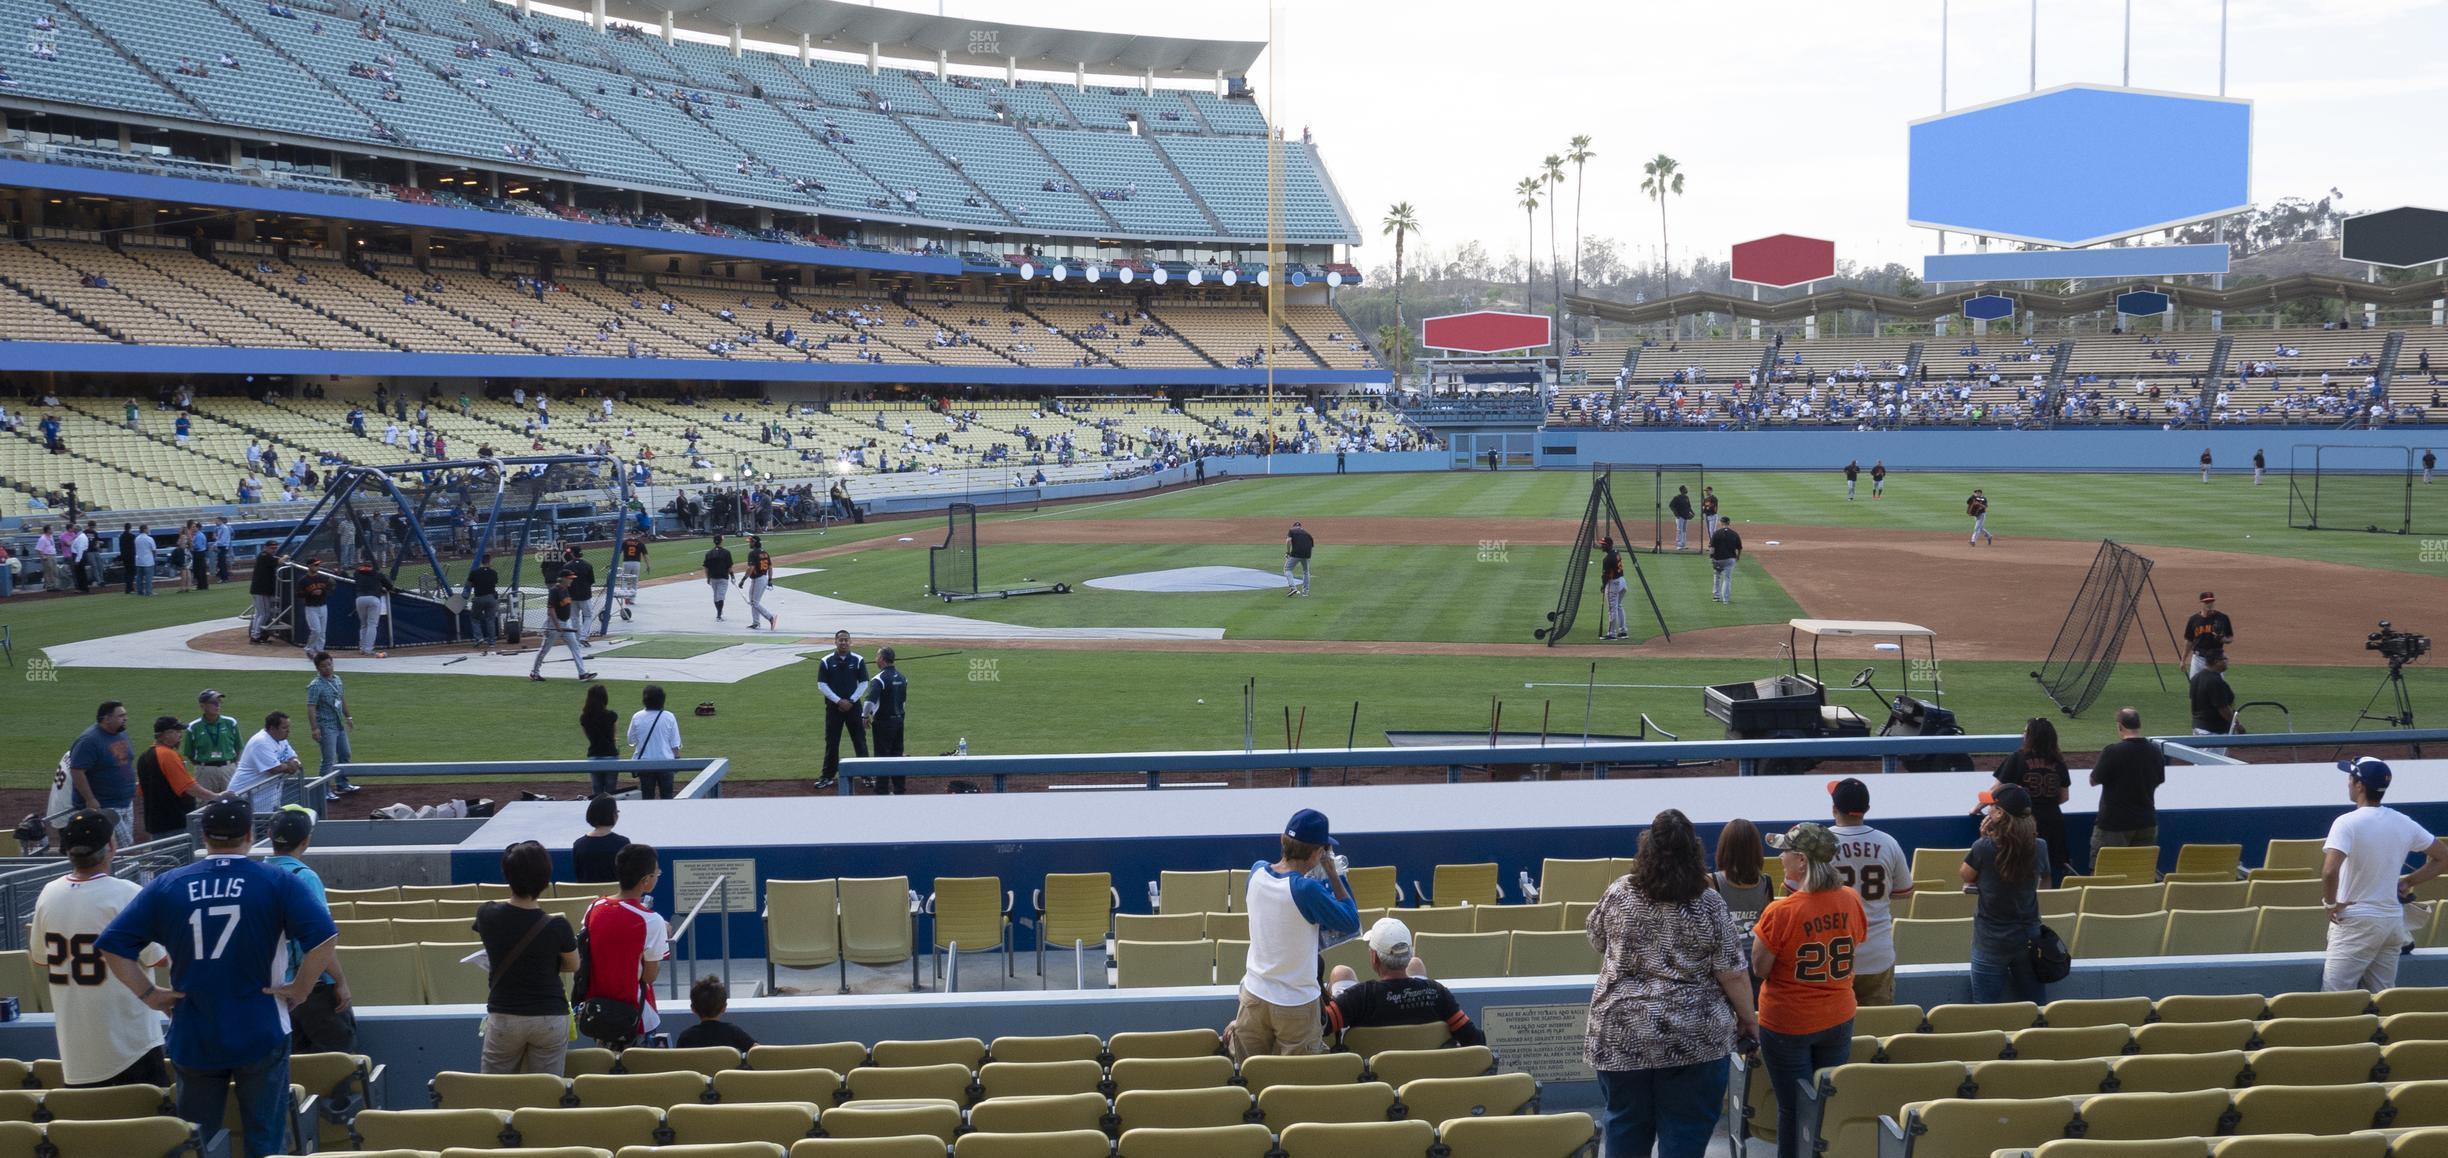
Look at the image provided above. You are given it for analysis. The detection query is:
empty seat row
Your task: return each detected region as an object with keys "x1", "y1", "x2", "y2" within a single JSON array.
[
  {"x1": 432, "y1": 1047, "x2": 1499, "y2": 1111},
  {"x1": 1851, "y1": 987, "x2": 2448, "y2": 1038},
  {"x1": 2005, "y1": 1125, "x2": 2448, "y2": 1158},
  {"x1": 1896, "y1": 904, "x2": 2341, "y2": 964},
  {"x1": 1882, "y1": 1081, "x2": 2448, "y2": 1158},
  {"x1": 1743, "y1": 1041, "x2": 2448, "y2": 1157},
  {"x1": 340, "y1": 1111, "x2": 1595, "y2": 1158}
]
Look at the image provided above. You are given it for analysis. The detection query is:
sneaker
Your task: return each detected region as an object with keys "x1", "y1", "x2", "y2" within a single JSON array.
[
  {"x1": 336, "y1": 783, "x2": 361, "y2": 796},
  {"x1": 529, "y1": 673, "x2": 545, "y2": 682},
  {"x1": 811, "y1": 776, "x2": 837, "y2": 792},
  {"x1": 579, "y1": 672, "x2": 598, "y2": 682}
]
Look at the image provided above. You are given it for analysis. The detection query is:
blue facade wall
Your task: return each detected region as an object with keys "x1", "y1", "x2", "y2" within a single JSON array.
[{"x1": 1544, "y1": 426, "x2": 2439, "y2": 472}]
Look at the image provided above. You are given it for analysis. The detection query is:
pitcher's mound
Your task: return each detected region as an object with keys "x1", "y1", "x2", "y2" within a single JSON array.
[{"x1": 1084, "y1": 565, "x2": 1285, "y2": 593}]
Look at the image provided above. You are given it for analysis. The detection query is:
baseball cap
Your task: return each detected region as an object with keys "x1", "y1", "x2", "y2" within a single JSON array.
[
  {"x1": 198, "y1": 797, "x2": 254, "y2": 841},
  {"x1": 1284, "y1": 808, "x2": 1338, "y2": 849},
  {"x1": 1766, "y1": 822, "x2": 1838, "y2": 863},
  {"x1": 59, "y1": 810, "x2": 115, "y2": 857},
  {"x1": 2340, "y1": 756, "x2": 2393, "y2": 793},
  {"x1": 152, "y1": 715, "x2": 185, "y2": 736},
  {"x1": 2200, "y1": 591, "x2": 2217, "y2": 603},
  {"x1": 197, "y1": 688, "x2": 224, "y2": 704},
  {"x1": 1828, "y1": 777, "x2": 1871, "y2": 816},
  {"x1": 1987, "y1": 783, "x2": 2035, "y2": 818},
  {"x1": 267, "y1": 805, "x2": 316, "y2": 848},
  {"x1": 1365, "y1": 916, "x2": 1413, "y2": 960}
]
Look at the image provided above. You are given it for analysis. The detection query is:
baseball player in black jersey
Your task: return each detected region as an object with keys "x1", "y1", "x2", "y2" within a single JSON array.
[
  {"x1": 1966, "y1": 489, "x2": 1993, "y2": 545},
  {"x1": 1598, "y1": 537, "x2": 1628, "y2": 640},
  {"x1": 2253, "y1": 448, "x2": 2267, "y2": 486},
  {"x1": 1844, "y1": 460, "x2": 1861, "y2": 501},
  {"x1": 815, "y1": 630, "x2": 869, "y2": 792},
  {"x1": 1668, "y1": 486, "x2": 1695, "y2": 550},
  {"x1": 2183, "y1": 591, "x2": 2235, "y2": 677},
  {"x1": 737, "y1": 535, "x2": 777, "y2": 631},
  {"x1": 702, "y1": 535, "x2": 734, "y2": 622},
  {"x1": 617, "y1": 533, "x2": 649, "y2": 617},
  {"x1": 1284, "y1": 522, "x2": 1314, "y2": 596},
  {"x1": 1871, "y1": 460, "x2": 1886, "y2": 498}
]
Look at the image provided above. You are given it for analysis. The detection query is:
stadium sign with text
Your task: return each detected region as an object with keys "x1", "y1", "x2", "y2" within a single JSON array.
[
  {"x1": 1421, "y1": 310, "x2": 1553, "y2": 353},
  {"x1": 2340, "y1": 207, "x2": 2448, "y2": 268},
  {"x1": 1909, "y1": 84, "x2": 2251, "y2": 248},
  {"x1": 1729, "y1": 234, "x2": 1836, "y2": 289}
]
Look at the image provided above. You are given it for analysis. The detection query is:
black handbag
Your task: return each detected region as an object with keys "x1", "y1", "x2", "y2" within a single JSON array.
[
  {"x1": 569, "y1": 926, "x2": 640, "y2": 1043},
  {"x1": 2030, "y1": 924, "x2": 2072, "y2": 984}
]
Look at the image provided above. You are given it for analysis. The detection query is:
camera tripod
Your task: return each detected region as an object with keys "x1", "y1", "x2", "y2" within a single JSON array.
[{"x1": 2350, "y1": 656, "x2": 2421, "y2": 756}]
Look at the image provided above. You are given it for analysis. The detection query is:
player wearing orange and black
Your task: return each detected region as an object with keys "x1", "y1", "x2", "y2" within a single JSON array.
[
  {"x1": 1843, "y1": 460, "x2": 1860, "y2": 501},
  {"x1": 1598, "y1": 536, "x2": 1629, "y2": 641},
  {"x1": 1966, "y1": 489, "x2": 1993, "y2": 546},
  {"x1": 1870, "y1": 461, "x2": 1887, "y2": 499},
  {"x1": 1701, "y1": 486, "x2": 1721, "y2": 535},
  {"x1": 617, "y1": 534, "x2": 649, "y2": 613},
  {"x1": 528, "y1": 571, "x2": 593, "y2": 681},
  {"x1": 2182, "y1": 591, "x2": 2234, "y2": 677},
  {"x1": 736, "y1": 535, "x2": 778, "y2": 631},
  {"x1": 701, "y1": 535, "x2": 734, "y2": 622}
]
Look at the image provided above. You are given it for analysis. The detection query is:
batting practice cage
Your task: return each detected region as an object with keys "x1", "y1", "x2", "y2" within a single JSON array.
[
  {"x1": 269, "y1": 454, "x2": 631, "y2": 648},
  {"x1": 929, "y1": 501, "x2": 1068, "y2": 603},
  {"x1": 2033, "y1": 539, "x2": 2179, "y2": 717},
  {"x1": 2289, "y1": 444, "x2": 2430, "y2": 535},
  {"x1": 1535, "y1": 468, "x2": 1670, "y2": 645},
  {"x1": 1594, "y1": 462, "x2": 1709, "y2": 553}
]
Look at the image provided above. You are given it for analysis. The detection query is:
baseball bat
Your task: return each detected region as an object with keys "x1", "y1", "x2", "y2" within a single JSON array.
[
  {"x1": 1490, "y1": 697, "x2": 1502, "y2": 748},
  {"x1": 1283, "y1": 705, "x2": 1292, "y2": 751},
  {"x1": 1294, "y1": 707, "x2": 1306, "y2": 751}
]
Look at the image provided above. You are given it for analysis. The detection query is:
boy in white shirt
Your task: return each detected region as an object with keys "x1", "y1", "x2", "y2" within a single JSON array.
[
  {"x1": 1231, "y1": 808, "x2": 1359, "y2": 1058},
  {"x1": 1825, "y1": 777, "x2": 1914, "y2": 1007}
]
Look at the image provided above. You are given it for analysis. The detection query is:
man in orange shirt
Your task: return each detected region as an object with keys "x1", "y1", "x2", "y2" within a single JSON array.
[
  {"x1": 135, "y1": 716, "x2": 215, "y2": 840},
  {"x1": 1751, "y1": 822, "x2": 1867, "y2": 1158}
]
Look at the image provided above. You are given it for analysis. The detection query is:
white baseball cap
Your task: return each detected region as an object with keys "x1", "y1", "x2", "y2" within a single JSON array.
[{"x1": 1365, "y1": 916, "x2": 1413, "y2": 959}]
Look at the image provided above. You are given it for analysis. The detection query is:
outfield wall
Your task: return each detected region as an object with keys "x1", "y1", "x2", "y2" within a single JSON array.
[{"x1": 1543, "y1": 426, "x2": 2439, "y2": 472}]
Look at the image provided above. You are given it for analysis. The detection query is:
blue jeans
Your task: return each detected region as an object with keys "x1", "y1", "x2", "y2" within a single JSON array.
[
  {"x1": 317, "y1": 722, "x2": 354, "y2": 792},
  {"x1": 588, "y1": 756, "x2": 621, "y2": 797},
  {"x1": 135, "y1": 566, "x2": 154, "y2": 595},
  {"x1": 1759, "y1": 1019, "x2": 1854, "y2": 1158},
  {"x1": 1969, "y1": 942, "x2": 2044, "y2": 1005},
  {"x1": 174, "y1": 1043, "x2": 291, "y2": 1158},
  {"x1": 1597, "y1": 1056, "x2": 1728, "y2": 1158}
]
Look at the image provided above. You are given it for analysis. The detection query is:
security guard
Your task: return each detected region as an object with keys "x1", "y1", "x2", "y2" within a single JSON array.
[
  {"x1": 863, "y1": 647, "x2": 910, "y2": 796},
  {"x1": 815, "y1": 630, "x2": 868, "y2": 792}
]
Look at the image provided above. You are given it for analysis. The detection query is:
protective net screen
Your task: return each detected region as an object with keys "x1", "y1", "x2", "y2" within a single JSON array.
[
  {"x1": 930, "y1": 503, "x2": 979, "y2": 596},
  {"x1": 2290, "y1": 445, "x2": 2417, "y2": 535},
  {"x1": 2034, "y1": 540, "x2": 2154, "y2": 717}
]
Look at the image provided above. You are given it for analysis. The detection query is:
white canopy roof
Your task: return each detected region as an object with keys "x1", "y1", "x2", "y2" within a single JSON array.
[
  {"x1": 1789, "y1": 619, "x2": 1939, "y2": 639},
  {"x1": 604, "y1": 0, "x2": 1267, "y2": 79}
]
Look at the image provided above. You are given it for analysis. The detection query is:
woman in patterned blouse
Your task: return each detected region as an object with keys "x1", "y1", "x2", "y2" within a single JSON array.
[{"x1": 1583, "y1": 809, "x2": 1761, "y2": 1157}]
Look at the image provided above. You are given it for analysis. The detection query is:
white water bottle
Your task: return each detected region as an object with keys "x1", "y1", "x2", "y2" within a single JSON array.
[{"x1": 957, "y1": 737, "x2": 968, "y2": 757}]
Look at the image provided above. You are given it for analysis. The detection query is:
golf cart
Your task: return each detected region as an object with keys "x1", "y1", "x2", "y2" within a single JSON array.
[{"x1": 1704, "y1": 619, "x2": 1967, "y2": 774}]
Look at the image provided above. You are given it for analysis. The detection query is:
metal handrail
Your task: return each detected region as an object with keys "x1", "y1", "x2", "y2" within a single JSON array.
[{"x1": 666, "y1": 872, "x2": 732, "y2": 1002}]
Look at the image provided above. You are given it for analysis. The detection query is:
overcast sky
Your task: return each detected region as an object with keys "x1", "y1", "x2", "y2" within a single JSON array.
[{"x1": 828, "y1": 0, "x2": 2447, "y2": 273}]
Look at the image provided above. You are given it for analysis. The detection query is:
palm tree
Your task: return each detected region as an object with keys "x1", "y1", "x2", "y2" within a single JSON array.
[
  {"x1": 1641, "y1": 153, "x2": 1685, "y2": 297},
  {"x1": 1380, "y1": 202, "x2": 1420, "y2": 329},
  {"x1": 1374, "y1": 322, "x2": 1416, "y2": 379},
  {"x1": 1566, "y1": 135, "x2": 1595, "y2": 298},
  {"x1": 1542, "y1": 153, "x2": 1565, "y2": 349},
  {"x1": 1514, "y1": 176, "x2": 1542, "y2": 321}
]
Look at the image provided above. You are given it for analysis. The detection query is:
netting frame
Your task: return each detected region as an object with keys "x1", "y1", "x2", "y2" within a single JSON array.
[
  {"x1": 2288, "y1": 444, "x2": 2420, "y2": 535},
  {"x1": 929, "y1": 502, "x2": 980, "y2": 597},
  {"x1": 2032, "y1": 539, "x2": 2176, "y2": 717},
  {"x1": 1535, "y1": 471, "x2": 1671, "y2": 646},
  {"x1": 1593, "y1": 462, "x2": 1708, "y2": 554}
]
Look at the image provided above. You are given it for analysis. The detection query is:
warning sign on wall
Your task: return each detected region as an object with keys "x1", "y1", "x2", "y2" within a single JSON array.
[{"x1": 1480, "y1": 1003, "x2": 1594, "y2": 1083}]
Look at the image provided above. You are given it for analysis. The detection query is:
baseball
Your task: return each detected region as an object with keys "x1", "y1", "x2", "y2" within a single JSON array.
[{"x1": 1196, "y1": 698, "x2": 1205, "y2": 704}]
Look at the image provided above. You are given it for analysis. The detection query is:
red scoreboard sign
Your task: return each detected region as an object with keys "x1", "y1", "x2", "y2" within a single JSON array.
[
  {"x1": 1419, "y1": 310, "x2": 1554, "y2": 353},
  {"x1": 1730, "y1": 234, "x2": 1837, "y2": 289}
]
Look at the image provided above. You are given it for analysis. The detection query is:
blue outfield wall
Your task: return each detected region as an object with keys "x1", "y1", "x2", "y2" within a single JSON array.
[
  {"x1": 0, "y1": 340, "x2": 1390, "y2": 388},
  {"x1": 1543, "y1": 426, "x2": 2442, "y2": 472}
]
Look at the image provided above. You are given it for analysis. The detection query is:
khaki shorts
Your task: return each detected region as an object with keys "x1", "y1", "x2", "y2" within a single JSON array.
[
  {"x1": 1230, "y1": 987, "x2": 1325, "y2": 1059},
  {"x1": 1852, "y1": 968, "x2": 1897, "y2": 1009},
  {"x1": 191, "y1": 764, "x2": 233, "y2": 793}
]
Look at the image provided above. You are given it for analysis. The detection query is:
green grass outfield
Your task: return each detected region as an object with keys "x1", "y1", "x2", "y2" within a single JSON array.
[
  {"x1": 779, "y1": 543, "x2": 1798, "y2": 644},
  {"x1": 2, "y1": 469, "x2": 2438, "y2": 784}
]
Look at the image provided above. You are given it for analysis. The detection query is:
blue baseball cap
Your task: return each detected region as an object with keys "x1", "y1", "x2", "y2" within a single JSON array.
[
  {"x1": 2340, "y1": 756, "x2": 2394, "y2": 793},
  {"x1": 1284, "y1": 808, "x2": 1338, "y2": 849}
]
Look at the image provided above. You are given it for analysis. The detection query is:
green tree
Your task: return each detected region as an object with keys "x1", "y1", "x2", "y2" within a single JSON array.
[
  {"x1": 1380, "y1": 202, "x2": 1420, "y2": 329},
  {"x1": 1514, "y1": 176, "x2": 1542, "y2": 318},
  {"x1": 1542, "y1": 153, "x2": 1566, "y2": 349},
  {"x1": 1374, "y1": 322, "x2": 1418, "y2": 380},
  {"x1": 1641, "y1": 153, "x2": 1686, "y2": 296},
  {"x1": 1566, "y1": 134, "x2": 1595, "y2": 301}
]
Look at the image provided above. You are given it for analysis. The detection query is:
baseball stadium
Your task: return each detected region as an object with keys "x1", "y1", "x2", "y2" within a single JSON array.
[{"x1": 2, "y1": 1, "x2": 2448, "y2": 1156}]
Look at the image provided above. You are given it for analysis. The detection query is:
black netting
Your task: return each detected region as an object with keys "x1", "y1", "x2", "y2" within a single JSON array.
[
  {"x1": 930, "y1": 503, "x2": 979, "y2": 596},
  {"x1": 2034, "y1": 540, "x2": 2155, "y2": 717}
]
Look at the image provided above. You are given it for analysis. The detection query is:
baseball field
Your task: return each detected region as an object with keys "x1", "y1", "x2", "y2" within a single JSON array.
[{"x1": 4, "y1": 466, "x2": 2443, "y2": 793}]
